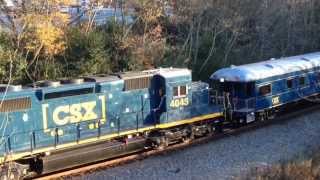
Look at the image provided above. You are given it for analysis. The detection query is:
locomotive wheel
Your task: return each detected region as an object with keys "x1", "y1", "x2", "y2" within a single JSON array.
[
  {"x1": 156, "y1": 137, "x2": 169, "y2": 150},
  {"x1": 206, "y1": 125, "x2": 213, "y2": 135},
  {"x1": 232, "y1": 119, "x2": 241, "y2": 128},
  {"x1": 214, "y1": 123, "x2": 223, "y2": 133},
  {"x1": 8, "y1": 170, "x2": 20, "y2": 180},
  {"x1": 0, "y1": 164, "x2": 26, "y2": 180},
  {"x1": 2, "y1": 168, "x2": 22, "y2": 180},
  {"x1": 258, "y1": 111, "x2": 267, "y2": 121},
  {"x1": 182, "y1": 129, "x2": 194, "y2": 143},
  {"x1": 181, "y1": 137, "x2": 190, "y2": 143}
]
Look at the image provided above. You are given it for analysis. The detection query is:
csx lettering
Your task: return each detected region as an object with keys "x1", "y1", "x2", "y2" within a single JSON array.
[{"x1": 52, "y1": 101, "x2": 98, "y2": 126}]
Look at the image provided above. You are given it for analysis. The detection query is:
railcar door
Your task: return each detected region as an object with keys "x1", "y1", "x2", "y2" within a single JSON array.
[
  {"x1": 211, "y1": 80, "x2": 233, "y2": 107},
  {"x1": 150, "y1": 75, "x2": 166, "y2": 124},
  {"x1": 212, "y1": 80, "x2": 255, "y2": 121}
]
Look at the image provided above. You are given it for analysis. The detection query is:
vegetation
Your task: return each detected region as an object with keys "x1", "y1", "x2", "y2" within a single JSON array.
[
  {"x1": 1, "y1": 0, "x2": 320, "y2": 84},
  {"x1": 238, "y1": 150, "x2": 320, "y2": 180}
]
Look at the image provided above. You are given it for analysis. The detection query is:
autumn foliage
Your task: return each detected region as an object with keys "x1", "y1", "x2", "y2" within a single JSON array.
[{"x1": 0, "y1": 0, "x2": 320, "y2": 84}]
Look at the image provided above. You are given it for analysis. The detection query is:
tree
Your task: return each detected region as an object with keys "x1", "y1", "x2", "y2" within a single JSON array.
[
  {"x1": 0, "y1": 0, "x2": 72, "y2": 81},
  {"x1": 64, "y1": 27, "x2": 112, "y2": 77}
]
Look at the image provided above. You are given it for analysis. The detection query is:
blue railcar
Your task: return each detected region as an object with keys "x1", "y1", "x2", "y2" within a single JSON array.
[
  {"x1": 0, "y1": 68, "x2": 223, "y2": 177},
  {"x1": 211, "y1": 52, "x2": 320, "y2": 123}
]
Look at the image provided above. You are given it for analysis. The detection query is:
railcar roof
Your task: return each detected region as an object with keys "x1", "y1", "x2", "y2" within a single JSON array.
[{"x1": 211, "y1": 52, "x2": 320, "y2": 82}]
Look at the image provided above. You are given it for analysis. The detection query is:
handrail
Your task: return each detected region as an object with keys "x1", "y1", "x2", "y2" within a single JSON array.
[
  {"x1": 210, "y1": 89, "x2": 256, "y2": 111},
  {"x1": 230, "y1": 97, "x2": 256, "y2": 111},
  {"x1": 0, "y1": 89, "x2": 218, "y2": 154},
  {"x1": 209, "y1": 90, "x2": 224, "y2": 105}
]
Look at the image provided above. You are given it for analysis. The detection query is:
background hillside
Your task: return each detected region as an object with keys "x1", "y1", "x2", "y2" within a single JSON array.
[{"x1": 0, "y1": 0, "x2": 320, "y2": 84}]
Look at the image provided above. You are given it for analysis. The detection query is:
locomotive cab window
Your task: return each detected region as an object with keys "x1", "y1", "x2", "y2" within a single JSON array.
[
  {"x1": 173, "y1": 85, "x2": 188, "y2": 98},
  {"x1": 259, "y1": 84, "x2": 271, "y2": 96},
  {"x1": 173, "y1": 87, "x2": 179, "y2": 97},
  {"x1": 287, "y1": 79, "x2": 293, "y2": 89},
  {"x1": 180, "y1": 86, "x2": 187, "y2": 96}
]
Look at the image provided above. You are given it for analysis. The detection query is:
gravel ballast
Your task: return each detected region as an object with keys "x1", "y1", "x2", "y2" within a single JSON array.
[{"x1": 70, "y1": 110, "x2": 320, "y2": 180}]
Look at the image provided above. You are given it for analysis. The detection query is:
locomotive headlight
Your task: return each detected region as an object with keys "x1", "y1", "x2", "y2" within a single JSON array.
[
  {"x1": 220, "y1": 78, "x2": 225, "y2": 82},
  {"x1": 22, "y1": 113, "x2": 28, "y2": 122}
]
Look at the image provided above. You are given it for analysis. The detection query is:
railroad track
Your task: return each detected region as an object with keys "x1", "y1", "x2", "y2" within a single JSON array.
[{"x1": 35, "y1": 101, "x2": 320, "y2": 180}]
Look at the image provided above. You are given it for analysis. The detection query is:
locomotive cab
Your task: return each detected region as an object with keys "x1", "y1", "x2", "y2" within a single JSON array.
[{"x1": 153, "y1": 68, "x2": 193, "y2": 124}]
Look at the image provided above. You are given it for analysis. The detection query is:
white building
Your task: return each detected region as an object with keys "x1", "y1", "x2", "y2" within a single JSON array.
[
  {"x1": 69, "y1": 0, "x2": 90, "y2": 7},
  {"x1": 70, "y1": 0, "x2": 114, "y2": 8},
  {"x1": 4, "y1": 0, "x2": 14, "y2": 7}
]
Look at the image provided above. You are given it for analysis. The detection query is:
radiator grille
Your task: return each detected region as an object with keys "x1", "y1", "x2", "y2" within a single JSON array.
[
  {"x1": 0, "y1": 97, "x2": 31, "y2": 112},
  {"x1": 124, "y1": 76, "x2": 152, "y2": 90}
]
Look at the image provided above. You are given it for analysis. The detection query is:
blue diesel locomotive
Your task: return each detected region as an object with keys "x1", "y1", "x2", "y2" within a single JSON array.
[{"x1": 0, "y1": 68, "x2": 223, "y2": 178}]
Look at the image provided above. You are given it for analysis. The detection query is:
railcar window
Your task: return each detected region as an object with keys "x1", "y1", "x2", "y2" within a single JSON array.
[
  {"x1": 259, "y1": 84, "x2": 271, "y2": 96},
  {"x1": 246, "y1": 83, "x2": 254, "y2": 97},
  {"x1": 287, "y1": 79, "x2": 293, "y2": 89},
  {"x1": 44, "y1": 88, "x2": 94, "y2": 99},
  {"x1": 299, "y1": 77, "x2": 305, "y2": 86}
]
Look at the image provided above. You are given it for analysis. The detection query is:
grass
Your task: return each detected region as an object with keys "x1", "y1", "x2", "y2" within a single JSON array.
[{"x1": 237, "y1": 149, "x2": 320, "y2": 180}]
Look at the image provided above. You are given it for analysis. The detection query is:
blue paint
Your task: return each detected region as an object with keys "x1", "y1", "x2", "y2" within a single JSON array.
[
  {"x1": 211, "y1": 52, "x2": 320, "y2": 121},
  {"x1": 0, "y1": 68, "x2": 222, "y2": 156}
]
